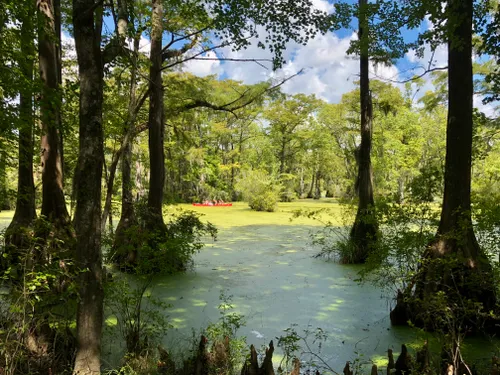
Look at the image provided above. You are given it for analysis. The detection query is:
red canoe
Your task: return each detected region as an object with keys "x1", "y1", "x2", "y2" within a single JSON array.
[{"x1": 192, "y1": 203, "x2": 233, "y2": 207}]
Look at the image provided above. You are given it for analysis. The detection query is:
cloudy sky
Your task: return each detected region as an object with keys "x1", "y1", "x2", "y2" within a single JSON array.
[
  {"x1": 182, "y1": 0, "x2": 432, "y2": 102},
  {"x1": 62, "y1": 0, "x2": 495, "y2": 116},
  {"x1": 181, "y1": 0, "x2": 496, "y2": 116}
]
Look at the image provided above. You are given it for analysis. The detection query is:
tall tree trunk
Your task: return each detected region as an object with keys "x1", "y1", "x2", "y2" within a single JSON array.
[
  {"x1": 279, "y1": 138, "x2": 286, "y2": 175},
  {"x1": 72, "y1": 0, "x2": 104, "y2": 372},
  {"x1": 6, "y1": 2, "x2": 36, "y2": 247},
  {"x1": 0, "y1": 152, "x2": 11, "y2": 210},
  {"x1": 348, "y1": 0, "x2": 378, "y2": 264},
  {"x1": 314, "y1": 170, "x2": 321, "y2": 199},
  {"x1": 307, "y1": 169, "x2": 315, "y2": 198},
  {"x1": 390, "y1": 0, "x2": 496, "y2": 329},
  {"x1": 37, "y1": 0, "x2": 70, "y2": 227},
  {"x1": 112, "y1": 35, "x2": 141, "y2": 262},
  {"x1": 147, "y1": 0, "x2": 165, "y2": 227},
  {"x1": 99, "y1": 0, "x2": 131, "y2": 233},
  {"x1": 54, "y1": 0, "x2": 64, "y2": 183}
]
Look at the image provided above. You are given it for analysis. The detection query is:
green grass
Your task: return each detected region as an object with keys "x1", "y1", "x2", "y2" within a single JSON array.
[
  {"x1": 172, "y1": 199, "x2": 345, "y2": 228},
  {"x1": 1, "y1": 199, "x2": 346, "y2": 232},
  {"x1": 0, "y1": 210, "x2": 14, "y2": 231}
]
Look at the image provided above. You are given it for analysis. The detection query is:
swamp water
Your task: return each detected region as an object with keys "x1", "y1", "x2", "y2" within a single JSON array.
[
  {"x1": 0, "y1": 205, "x2": 496, "y2": 371},
  {"x1": 103, "y1": 202, "x2": 498, "y2": 370}
]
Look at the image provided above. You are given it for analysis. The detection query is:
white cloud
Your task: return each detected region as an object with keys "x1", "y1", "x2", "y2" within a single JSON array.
[
  {"x1": 183, "y1": 50, "x2": 222, "y2": 77},
  {"x1": 126, "y1": 36, "x2": 151, "y2": 56},
  {"x1": 311, "y1": 0, "x2": 335, "y2": 13},
  {"x1": 200, "y1": 29, "x2": 407, "y2": 104}
]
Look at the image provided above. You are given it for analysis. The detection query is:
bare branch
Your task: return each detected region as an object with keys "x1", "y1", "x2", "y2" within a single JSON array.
[
  {"x1": 168, "y1": 26, "x2": 211, "y2": 45},
  {"x1": 372, "y1": 66, "x2": 448, "y2": 84},
  {"x1": 161, "y1": 42, "x2": 229, "y2": 71},
  {"x1": 192, "y1": 57, "x2": 272, "y2": 70}
]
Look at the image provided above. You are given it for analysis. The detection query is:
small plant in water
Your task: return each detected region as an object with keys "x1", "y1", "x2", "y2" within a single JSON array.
[
  {"x1": 204, "y1": 291, "x2": 247, "y2": 375},
  {"x1": 105, "y1": 275, "x2": 172, "y2": 357},
  {"x1": 276, "y1": 324, "x2": 339, "y2": 374}
]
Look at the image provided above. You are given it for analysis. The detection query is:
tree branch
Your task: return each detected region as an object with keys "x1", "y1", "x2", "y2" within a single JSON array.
[
  {"x1": 177, "y1": 70, "x2": 303, "y2": 118},
  {"x1": 192, "y1": 57, "x2": 272, "y2": 70},
  {"x1": 161, "y1": 42, "x2": 229, "y2": 71}
]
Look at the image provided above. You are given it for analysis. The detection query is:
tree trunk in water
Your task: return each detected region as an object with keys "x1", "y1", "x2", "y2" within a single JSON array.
[
  {"x1": 72, "y1": 0, "x2": 104, "y2": 372},
  {"x1": 147, "y1": 0, "x2": 165, "y2": 228},
  {"x1": 5, "y1": 3, "x2": 37, "y2": 247},
  {"x1": 37, "y1": 0, "x2": 70, "y2": 228},
  {"x1": 390, "y1": 0, "x2": 496, "y2": 329},
  {"x1": 348, "y1": 0, "x2": 378, "y2": 264}
]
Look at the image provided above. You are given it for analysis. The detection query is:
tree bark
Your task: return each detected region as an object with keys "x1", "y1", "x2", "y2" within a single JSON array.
[
  {"x1": 112, "y1": 35, "x2": 141, "y2": 259},
  {"x1": 279, "y1": 138, "x2": 286, "y2": 175},
  {"x1": 348, "y1": 0, "x2": 378, "y2": 264},
  {"x1": 0, "y1": 152, "x2": 11, "y2": 210},
  {"x1": 391, "y1": 0, "x2": 496, "y2": 329},
  {"x1": 54, "y1": 0, "x2": 64, "y2": 182},
  {"x1": 147, "y1": 0, "x2": 165, "y2": 227},
  {"x1": 72, "y1": 0, "x2": 104, "y2": 372},
  {"x1": 307, "y1": 169, "x2": 315, "y2": 198},
  {"x1": 314, "y1": 170, "x2": 321, "y2": 199},
  {"x1": 6, "y1": 1, "x2": 36, "y2": 245},
  {"x1": 37, "y1": 0, "x2": 70, "y2": 227}
]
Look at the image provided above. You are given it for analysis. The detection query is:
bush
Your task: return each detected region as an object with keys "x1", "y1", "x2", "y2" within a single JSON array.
[
  {"x1": 292, "y1": 204, "x2": 356, "y2": 263},
  {"x1": 105, "y1": 275, "x2": 172, "y2": 357},
  {"x1": 109, "y1": 203, "x2": 217, "y2": 275},
  {"x1": 235, "y1": 169, "x2": 282, "y2": 212},
  {"x1": 358, "y1": 198, "x2": 439, "y2": 294},
  {"x1": 296, "y1": 197, "x2": 439, "y2": 291},
  {"x1": 0, "y1": 222, "x2": 78, "y2": 375}
]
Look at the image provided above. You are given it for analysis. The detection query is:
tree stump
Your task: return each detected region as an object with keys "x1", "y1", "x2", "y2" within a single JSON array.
[
  {"x1": 343, "y1": 362, "x2": 353, "y2": 375},
  {"x1": 395, "y1": 344, "x2": 412, "y2": 375},
  {"x1": 387, "y1": 348, "x2": 395, "y2": 375}
]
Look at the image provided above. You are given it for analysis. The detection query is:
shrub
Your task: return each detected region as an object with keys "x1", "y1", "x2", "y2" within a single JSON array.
[
  {"x1": 292, "y1": 204, "x2": 356, "y2": 263},
  {"x1": 0, "y1": 222, "x2": 78, "y2": 375},
  {"x1": 109, "y1": 203, "x2": 217, "y2": 275},
  {"x1": 235, "y1": 169, "x2": 282, "y2": 212},
  {"x1": 358, "y1": 198, "x2": 439, "y2": 294},
  {"x1": 295, "y1": 197, "x2": 439, "y2": 291},
  {"x1": 105, "y1": 275, "x2": 171, "y2": 357}
]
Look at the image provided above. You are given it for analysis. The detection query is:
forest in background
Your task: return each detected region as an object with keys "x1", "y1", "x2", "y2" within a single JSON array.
[{"x1": 0, "y1": 0, "x2": 500, "y2": 374}]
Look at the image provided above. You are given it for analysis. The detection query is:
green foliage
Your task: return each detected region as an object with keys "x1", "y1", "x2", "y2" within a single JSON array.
[
  {"x1": 0, "y1": 220, "x2": 78, "y2": 374},
  {"x1": 358, "y1": 199, "x2": 439, "y2": 294},
  {"x1": 105, "y1": 275, "x2": 172, "y2": 356},
  {"x1": 235, "y1": 169, "x2": 282, "y2": 212},
  {"x1": 473, "y1": 192, "x2": 500, "y2": 266},
  {"x1": 408, "y1": 163, "x2": 443, "y2": 202},
  {"x1": 276, "y1": 324, "x2": 334, "y2": 374},
  {"x1": 204, "y1": 291, "x2": 247, "y2": 375},
  {"x1": 109, "y1": 203, "x2": 217, "y2": 275},
  {"x1": 294, "y1": 205, "x2": 355, "y2": 262}
]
